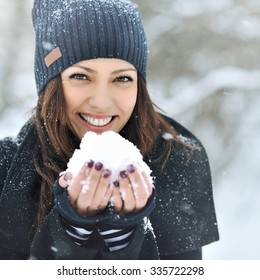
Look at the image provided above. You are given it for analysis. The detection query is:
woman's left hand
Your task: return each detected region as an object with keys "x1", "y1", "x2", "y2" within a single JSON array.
[{"x1": 111, "y1": 164, "x2": 154, "y2": 215}]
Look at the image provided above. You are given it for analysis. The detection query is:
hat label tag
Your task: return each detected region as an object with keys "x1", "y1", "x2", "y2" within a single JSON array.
[{"x1": 44, "y1": 47, "x2": 62, "y2": 67}]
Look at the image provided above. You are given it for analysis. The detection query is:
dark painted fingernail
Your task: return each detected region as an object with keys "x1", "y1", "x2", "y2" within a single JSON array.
[
  {"x1": 95, "y1": 162, "x2": 103, "y2": 171},
  {"x1": 103, "y1": 169, "x2": 111, "y2": 178},
  {"x1": 86, "y1": 160, "x2": 94, "y2": 168},
  {"x1": 127, "y1": 164, "x2": 135, "y2": 173},
  {"x1": 64, "y1": 172, "x2": 72, "y2": 181},
  {"x1": 114, "y1": 180, "x2": 120, "y2": 188},
  {"x1": 120, "y1": 170, "x2": 127, "y2": 179}
]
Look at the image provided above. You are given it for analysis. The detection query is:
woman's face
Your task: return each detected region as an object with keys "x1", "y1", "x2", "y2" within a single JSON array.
[{"x1": 61, "y1": 58, "x2": 138, "y2": 139}]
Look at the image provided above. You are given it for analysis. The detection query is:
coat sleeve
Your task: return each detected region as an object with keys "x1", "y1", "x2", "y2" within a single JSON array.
[
  {"x1": 148, "y1": 117, "x2": 219, "y2": 257},
  {"x1": 30, "y1": 208, "x2": 159, "y2": 260},
  {"x1": 0, "y1": 137, "x2": 31, "y2": 260},
  {"x1": 0, "y1": 122, "x2": 40, "y2": 260},
  {"x1": 0, "y1": 121, "x2": 33, "y2": 196},
  {"x1": 0, "y1": 138, "x2": 18, "y2": 196}
]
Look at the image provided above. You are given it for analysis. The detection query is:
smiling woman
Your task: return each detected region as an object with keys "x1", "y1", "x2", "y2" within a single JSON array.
[
  {"x1": 0, "y1": 0, "x2": 219, "y2": 260},
  {"x1": 61, "y1": 59, "x2": 138, "y2": 137}
]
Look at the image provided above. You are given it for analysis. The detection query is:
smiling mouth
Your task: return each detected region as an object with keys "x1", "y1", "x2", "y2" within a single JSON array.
[{"x1": 79, "y1": 113, "x2": 114, "y2": 127}]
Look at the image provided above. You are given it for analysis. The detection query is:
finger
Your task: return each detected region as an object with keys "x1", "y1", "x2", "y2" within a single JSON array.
[
  {"x1": 126, "y1": 164, "x2": 150, "y2": 211},
  {"x1": 76, "y1": 162, "x2": 104, "y2": 214},
  {"x1": 67, "y1": 163, "x2": 90, "y2": 204},
  {"x1": 111, "y1": 181, "x2": 123, "y2": 213},
  {"x1": 58, "y1": 171, "x2": 72, "y2": 188},
  {"x1": 141, "y1": 171, "x2": 154, "y2": 196},
  {"x1": 88, "y1": 169, "x2": 112, "y2": 212},
  {"x1": 98, "y1": 183, "x2": 114, "y2": 210},
  {"x1": 118, "y1": 171, "x2": 136, "y2": 213}
]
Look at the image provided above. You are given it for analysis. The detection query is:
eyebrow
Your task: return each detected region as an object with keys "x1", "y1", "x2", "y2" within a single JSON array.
[{"x1": 75, "y1": 65, "x2": 137, "y2": 74}]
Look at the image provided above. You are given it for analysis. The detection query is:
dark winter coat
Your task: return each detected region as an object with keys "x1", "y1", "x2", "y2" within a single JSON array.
[{"x1": 0, "y1": 116, "x2": 219, "y2": 259}]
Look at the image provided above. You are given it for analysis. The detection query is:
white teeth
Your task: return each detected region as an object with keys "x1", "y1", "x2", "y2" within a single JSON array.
[{"x1": 80, "y1": 114, "x2": 112, "y2": 127}]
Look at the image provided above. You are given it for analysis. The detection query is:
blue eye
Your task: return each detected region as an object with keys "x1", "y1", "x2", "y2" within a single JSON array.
[
  {"x1": 115, "y1": 76, "x2": 133, "y2": 83},
  {"x1": 69, "y1": 73, "x2": 89, "y2": 80}
]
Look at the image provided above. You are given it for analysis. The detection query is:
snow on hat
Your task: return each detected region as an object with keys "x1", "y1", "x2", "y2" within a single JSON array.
[{"x1": 32, "y1": 0, "x2": 147, "y2": 94}]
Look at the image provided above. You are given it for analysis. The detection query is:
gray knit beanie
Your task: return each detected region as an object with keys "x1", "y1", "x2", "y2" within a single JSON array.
[{"x1": 32, "y1": 0, "x2": 147, "y2": 94}]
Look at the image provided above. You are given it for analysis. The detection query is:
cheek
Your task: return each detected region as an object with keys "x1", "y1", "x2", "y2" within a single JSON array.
[
  {"x1": 63, "y1": 88, "x2": 79, "y2": 114},
  {"x1": 120, "y1": 90, "x2": 137, "y2": 114},
  {"x1": 62, "y1": 90, "x2": 82, "y2": 134},
  {"x1": 128, "y1": 96, "x2": 137, "y2": 114},
  {"x1": 65, "y1": 96, "x2": 75, "y2": 112}
]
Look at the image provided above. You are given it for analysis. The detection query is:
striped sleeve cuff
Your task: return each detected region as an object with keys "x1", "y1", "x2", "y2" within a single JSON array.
[
  {"x1": 98, "y1": 227, "x2": 135, "y2": 252},
  {"x1": 61, "y1": 217, "x2": 94, "y2": 246}
]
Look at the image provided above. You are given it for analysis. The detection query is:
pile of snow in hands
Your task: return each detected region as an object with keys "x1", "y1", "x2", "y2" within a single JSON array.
[{"x1": 66, "y1": 131, "x2": 153, "y2": 187}]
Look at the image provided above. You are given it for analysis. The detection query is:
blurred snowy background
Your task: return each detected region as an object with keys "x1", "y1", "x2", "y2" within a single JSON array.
[{"x1": 0, "y1": 0, "x2": 259, "y2": 259}]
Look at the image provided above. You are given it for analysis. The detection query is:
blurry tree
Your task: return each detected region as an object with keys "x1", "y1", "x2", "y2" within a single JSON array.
[
  {"x1": 135, "y1": 0, "x2": 260, "y2": 182},
  {"x1": 0, "y1": 0, "x2": 35, "y2": 134}
]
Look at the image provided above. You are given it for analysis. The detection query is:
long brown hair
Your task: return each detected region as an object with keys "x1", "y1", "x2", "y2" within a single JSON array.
[{"x1": 33, "y1": 74, "x2": 179, "y2": 225}]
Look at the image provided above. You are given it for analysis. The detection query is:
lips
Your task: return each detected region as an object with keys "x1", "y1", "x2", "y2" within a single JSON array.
[{"x1": 79, "y1": 113, "x2": 113, "y2": 127}]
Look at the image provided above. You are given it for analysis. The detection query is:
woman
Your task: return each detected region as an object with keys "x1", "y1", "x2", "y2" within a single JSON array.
[{"x1": 0, "y1": 0, "x2": 219, "y2": 259}]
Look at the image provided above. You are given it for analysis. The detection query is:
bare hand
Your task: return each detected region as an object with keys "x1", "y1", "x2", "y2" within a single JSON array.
[
  {"x1": 59, "y1": 162, "x2": 153, "y2": 216},
  {"x1": 106, "y1": 164, "x2": 153, "y2": 215},
  {"x1": 59, "y1": 161, "x2": 113, "y2": 216}
]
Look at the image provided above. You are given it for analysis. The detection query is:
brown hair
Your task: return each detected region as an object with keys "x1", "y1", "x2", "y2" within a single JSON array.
[{"x1": 33, "y1": 74, "x2": 179, "y2": 225}]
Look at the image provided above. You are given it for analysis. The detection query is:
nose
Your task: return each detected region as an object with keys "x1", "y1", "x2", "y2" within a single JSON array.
[{"x1": 87, "y1": 83, "x2": 113, "y2": 111}]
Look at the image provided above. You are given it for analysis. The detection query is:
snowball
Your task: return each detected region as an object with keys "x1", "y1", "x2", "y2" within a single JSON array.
[{"x1": 66, "y1": 131, "x2": 153, "y2": 184}]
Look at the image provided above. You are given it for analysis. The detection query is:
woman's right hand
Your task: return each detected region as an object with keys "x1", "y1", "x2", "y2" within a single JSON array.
[
  {"x1": 59, "y1": 161, "x2": 113, "y2": 216},
  {"x1": 58, "y1": 161, "x2": 153, "y2": 218}
]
